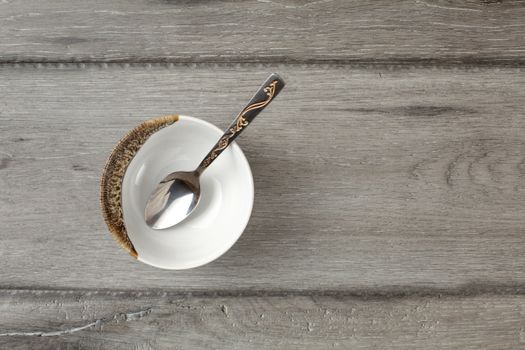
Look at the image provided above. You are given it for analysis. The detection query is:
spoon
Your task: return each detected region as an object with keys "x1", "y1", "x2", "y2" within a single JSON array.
[{"x1": 144, "y1": 73, "x2": 285, "y2": 230}]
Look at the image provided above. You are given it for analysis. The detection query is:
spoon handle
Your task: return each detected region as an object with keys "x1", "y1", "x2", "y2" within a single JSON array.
[{"x1": 196, "y1": 73, "x2": 285, "y2": 174}]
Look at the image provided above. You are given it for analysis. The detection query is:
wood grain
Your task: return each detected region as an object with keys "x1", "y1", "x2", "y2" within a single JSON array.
[
  {"x1": 0, "y1": 290, "x2": 523, "y2": 349},
  {"x1": 0, "y1": 0, "x2": 524, "y2": 64},
  {"x1": 0, "y1": 64, "x2": 524, "y2": 290},
  {"x1": 2, "y1": 0, "x2": 523, "y2": 347}
]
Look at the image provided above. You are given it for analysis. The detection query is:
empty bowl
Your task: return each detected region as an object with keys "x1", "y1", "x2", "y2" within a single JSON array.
[{"x1": 100, "y1": 115, "x2": 254, "y2": 269}]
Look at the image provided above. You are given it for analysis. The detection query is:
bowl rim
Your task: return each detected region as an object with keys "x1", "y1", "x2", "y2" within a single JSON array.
[{"x1": 131, "y1": 115, "x2": 255, "y2": 270}]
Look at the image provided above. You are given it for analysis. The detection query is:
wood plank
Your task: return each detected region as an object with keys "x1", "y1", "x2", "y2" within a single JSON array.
[
  {"x1": 0, "y1": 63, "x2": 524, "y2": 290},
  {"x1": 0, "y1": 290, "x2": 523, "y2": 349},
  {"x1": 1, "y1": 0, "x2": 525, "y2": 63}
]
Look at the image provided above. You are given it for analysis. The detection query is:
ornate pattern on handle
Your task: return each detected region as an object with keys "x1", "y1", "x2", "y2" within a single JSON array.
[{"x1": 201, "y1": 80, "x2": 278, "y2": 168}]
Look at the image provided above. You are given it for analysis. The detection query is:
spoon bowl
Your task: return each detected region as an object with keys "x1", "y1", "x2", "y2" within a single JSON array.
[{"x1": 145, "y1": 171, "x2": 201, "y2": 229}]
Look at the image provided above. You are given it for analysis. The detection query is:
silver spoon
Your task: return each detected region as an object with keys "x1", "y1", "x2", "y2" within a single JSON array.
[{"x1": 145, "y1": 73, "x2": 285, "y2": 230}]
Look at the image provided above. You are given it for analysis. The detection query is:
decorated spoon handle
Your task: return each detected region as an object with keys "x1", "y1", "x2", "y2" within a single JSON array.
[{"x1": 196, "y1": 73, "x2": 285, "y2": 174}]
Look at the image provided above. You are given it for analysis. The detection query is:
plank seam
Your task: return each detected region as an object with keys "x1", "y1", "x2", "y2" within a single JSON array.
[
  {"x1": 0, "y1": 59, "x2": 524, "y2": 70},
  {"x1": 1, "y1": 283, "x2": 524, "y2": 299}
]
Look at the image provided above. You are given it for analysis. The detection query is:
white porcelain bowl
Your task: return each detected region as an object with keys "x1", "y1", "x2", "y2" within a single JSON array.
[{"x1": 121, "y1": 116, "x2": 254, "y2": 269}]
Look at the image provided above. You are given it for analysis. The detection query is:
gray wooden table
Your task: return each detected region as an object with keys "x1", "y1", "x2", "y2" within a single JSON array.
[{"x1": 1, "y1": 1, "x2": 524, "y2": 349}]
